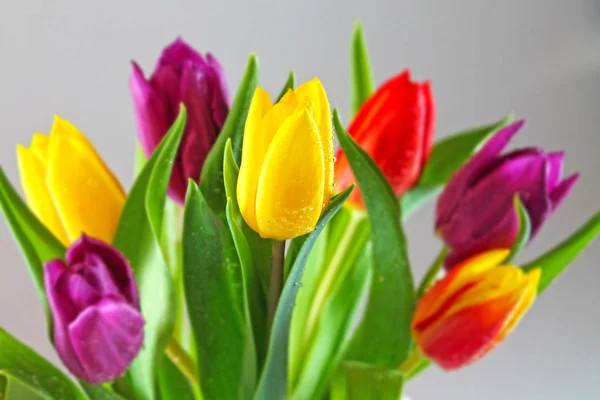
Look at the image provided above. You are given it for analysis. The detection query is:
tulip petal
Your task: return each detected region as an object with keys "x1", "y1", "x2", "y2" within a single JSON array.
[
  {"x1": 17, "y1": 143, "x2": 70, "y2": 245},
  {"x1": 436, "y1": 120, "x2": 524, "y2": 229},
  {"x1": 157, "y1": 37, "x2": 207, "y2": 70},
  {"x1": 413, "y1": 249, "x2": 510, "y2": 328},
  {"x1": 66, "y1": 235, "x2": 139, "y2": 308},
  {"x1": 550, "y1": 173, "x2": 579, "y2": 211},
  {"x1": 493, "y1": 268, "x2": 540, "y2": 345},
  {"x1": 46, "y1": 117, "x2": 125, "y2": 244},
  {"x1": 416, "y1": 289, "x2": 523, "y2": 370},
  {"x1": 206, "y1": 53, "x2": 230, "y2": 126},
  {"x1": 237, "y1": 87, "x2": 273, "y2": 232},
  {"x1": 130, "y1": 62, "x2": 171, "y2": 158},
  {"x1": 255, "y1": 109, "x2": 325, "y2": 239},
  {"x1": 294, "y1": 78, "x2": 334, "y2": 208},
  {"x1": 68, "y1": 299, "x2": 145, "y2": 383},
  {"x1": 546, "y1": 151, "x2": 565, "y2": 192},
  {"x1": 45, "y1": 259, "x2": 87, "y2": 380},
  {"x1": 440, "y1": 150, "x2": 548, "y2": 249}
]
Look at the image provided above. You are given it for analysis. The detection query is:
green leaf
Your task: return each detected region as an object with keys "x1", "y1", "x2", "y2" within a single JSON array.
[
  {"x1": 0, "y1": 168, "x2": 66, "y2": 330},
  {"x1": 275, "y1": 71, "x2": 296, "y2": 102},
  {"x1": 402, "y1": 114, "x2": 515, "y2": 217},
  {"x1": 183, "y1": 182, "x2": 254, "y2": 399},
  {"x1": 508, "y1": 196, "x2": 531, "y2": 262},
  {"x1": 113, "y1": 108, "x2": 186, "y2": 400},
  {"x1": 0, "y1": 328, "x2": 87, "y2": 400},
  {"x1": 400, "y1": 185, "x2": 442, "y2": 221},
  {"x1": 157, "y1": 355, "x2": 197, "y2": 400},
  {"x1": 146, "y1": 107, "x2": 187, "y2": 248},
  {"x1": 334, "y1": 110, "x2": 414, "y2": 368},
  {"x1": 289, "y1": 206, "x2": 370, "y2": 394},
  {"x1": 223, "y1": 139, "x2": 270, "y2": 301},
  {"x1": 223, "y1": 140, "x2": 268, "y2": 370},
  {"x1": 418, "y1": 114, "x2": 514, "y2": 187},
  {"x1": 330, "y1": 361, "x2": 404, "y2": 400},
  {"x1": 254, "y1": 186, "x2": 354, "y2": 400},
  {"x1": 291, "y1": 244, "x2": 372, "y2": 400},
  {"x1": 523, "y1": 210, "x2": 600, "y2": 293},
  {"x1": 200, "y1": 54, "x2": 259, "y2": 216},
  {"x1": 4, "y1": 378, "x2": 46, "y2": 400},
  {"x1": 80, "y1": 382, "x2": 126, "y2": 400},
  {"x1": 350, "y1": 21, "x2": 375, "y2": 116}
]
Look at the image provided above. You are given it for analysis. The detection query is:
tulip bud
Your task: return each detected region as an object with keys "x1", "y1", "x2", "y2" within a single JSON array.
[
  {"x1": 17, "y1": 117, "x2": 126, "y2": 246},
  {"x1": 335, "y1": 70, "x2": 435, "y2": 208},
  {"x1": 436, "y1": 121, "x2": 579, "y2": 268},
  {"x1": 237, "y1": 78, "x2": 334, "y2": 240},
  {"x1": 412, "y1": 249, "x2": 540, "y2": 370},
  {"x1": 45, "y1": 235, "x2": 144, "y2": 384},
  {"x1": 130, "y1": 37, "x2": 229, "y2": 205}
]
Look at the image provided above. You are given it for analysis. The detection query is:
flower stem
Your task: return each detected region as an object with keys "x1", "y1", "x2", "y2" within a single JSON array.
[
  {"x1": 416, "y1": 246, "x2": 448, "y2": 298},
  {"x1": 267, "y1": 239, "x2": 286, "y2": 339},
  {"x1": 165, "y1": 338, "x2": 199, "y2": 388},
  {"x1": 399, "y1": 347, "x2": 431, "y2": 380}
]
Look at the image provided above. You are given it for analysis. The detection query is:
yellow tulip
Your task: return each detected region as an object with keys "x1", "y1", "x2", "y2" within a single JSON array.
[
  {"x1": 17, "y1": 116, "x2": 126, "y2": 245},
  {"x1": 237, "y1": 78, "x2": 334, "y2": 240}
]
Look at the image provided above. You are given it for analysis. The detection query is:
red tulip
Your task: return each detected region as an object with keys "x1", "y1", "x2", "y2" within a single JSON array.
[{"x1": 334, "y1": 69, "x2": 435, "y2": 208}]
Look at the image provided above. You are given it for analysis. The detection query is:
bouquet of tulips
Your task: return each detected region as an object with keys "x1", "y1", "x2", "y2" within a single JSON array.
[{"x1": 1, "y1": 23, "x2": 598, "y2": 400}]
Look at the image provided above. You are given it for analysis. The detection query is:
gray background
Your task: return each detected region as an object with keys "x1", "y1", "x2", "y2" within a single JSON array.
[{"x1": 1, "y1": 0, "x2": 599, "y2": 398}]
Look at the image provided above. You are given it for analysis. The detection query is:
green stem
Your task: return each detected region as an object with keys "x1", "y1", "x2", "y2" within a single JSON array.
[
  {"x1": 416, "y1": 246, "x2": 448, "y2": 298},
  {"x1": 398, "y1": 347, "x2": 430, "y2": 380},
  {"x1": 302, "y1": 208, "x2": 369, "y2": 350},
  {"x1": 267, "y1": 239, "x2": 286, "y2": 339},
  {"x1": 165, "y1": 338, "x2": 199, "y2": 388}
]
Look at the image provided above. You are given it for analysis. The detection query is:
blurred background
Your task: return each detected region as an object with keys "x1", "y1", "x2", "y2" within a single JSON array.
[{"x1": 1, "y1": 0, "x2": 599, "y2": 398}]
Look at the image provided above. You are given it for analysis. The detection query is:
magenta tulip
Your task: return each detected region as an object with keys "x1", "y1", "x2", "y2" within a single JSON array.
[
  {"x1": 130, "y1": 37, "x2": 229, "y2": 205},
  {"x1": 436, "y1": 121, "x2": 579, "y2": 268},
  {"x1": 45, "y1": 235, "x2": 144, "y2": 384}
]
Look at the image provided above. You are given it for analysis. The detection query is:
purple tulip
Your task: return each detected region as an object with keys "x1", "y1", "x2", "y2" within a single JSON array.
[
  {"x1": 436, "y1": 120, "x2": 579, "y2": 268},
  {"x1": 45, "y1": 235, "x2": 144, "y2": 384},
  {"x1": 130, "y1": 37, "x2": 229, "y2": 205}
]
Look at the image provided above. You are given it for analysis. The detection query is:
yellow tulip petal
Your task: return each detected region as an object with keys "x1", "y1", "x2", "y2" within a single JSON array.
[
  {"x1": 16, "y1": 144, "x2": 70, "y2": 245},
  {"x1": 46, "y1": 120, "x2": 125, "y2": 244},
  {"x1": 29, "y1": 134, "x2": 50, "y2": 166},
  {"x1": 414, "y1": 249, "x2": 510, "y2": 324},
  {"x1": 445, "y1": 265, "x2": 528, "y2": 317},
  {"x1": 238, "y1": 87, "x2": 273, "y2": 232},
  {"x1": 255, "y1": 108, "x2": 325, "y2": 239},
  {"x1": 494, "y1": 268, "x2": 540, "y2": 344},
  {"x1": 294, "y1": 78, "x2": 333, "y2": 208}
]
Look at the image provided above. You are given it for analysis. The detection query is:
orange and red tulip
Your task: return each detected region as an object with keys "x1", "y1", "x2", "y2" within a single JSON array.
[{"x1": 412, "y1": 249, "x2": 540, "y2": 370}]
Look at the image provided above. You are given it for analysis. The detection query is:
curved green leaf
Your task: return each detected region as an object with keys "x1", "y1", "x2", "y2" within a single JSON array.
[
  {"x1": 80, "y1": 382, "x2": 126, "y2": 400},
  {"x1": 402, "y1": 114, "x2": 515, "y2": 217},
  {"x1": 0, "y1": 168, "x2": 66, "y2": 330},
  {"x1": 157, "y1": 355, "x2": 196, "y2": 400},
  {"x1": 292, "y1": 244, "x2": 372, "y2": 400},
  {"x1": 113, "y1": 108, "x2": 186, "y2": 400},
  {"x1": 508, "y1": 196, "x2": 531, "y2": 262},
  {"x1": 223, "y1": 140, "x2": 268, "y2": 369},
  {"x1": 334, "y1": 109, "x2": 414, "y2": 369},
  {"x1": 350, "y1": 21, "x2": 375, "y2": 116},
  {"x1": 523, "y1": 210, "x2": 600, "y2": 293},
  {"x1": 146, "y1": 107, "x2": 187, "y2": 249},
  {"x1": 330, "y1": 361, "x2": 404, "y2": 400},
  {"x1": 254, "y1": 186, "x2": 354, "y2": 400},
  {"x1": 183, "y1": 182, "x2": 254, "y2": 399},
  {"x1": 276, "y1": 71, "x2": 296, "y2": 102},
  {"x1": 0, "y1": 328, "x2": 87, "y2": 400},
  {"x1": 200, "y1": 54, "x2": 259, "y2": 216}
]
